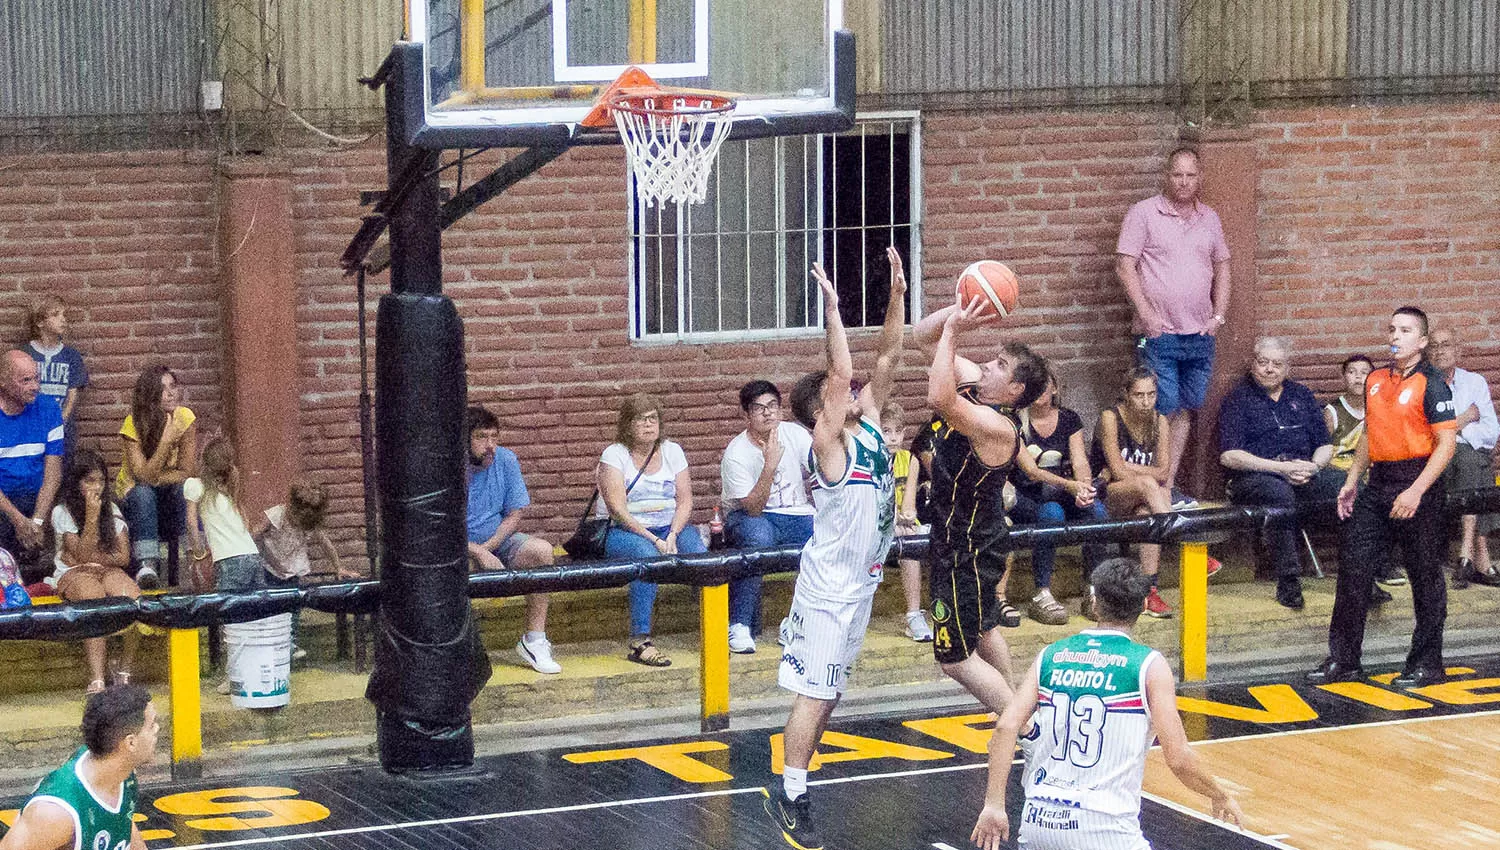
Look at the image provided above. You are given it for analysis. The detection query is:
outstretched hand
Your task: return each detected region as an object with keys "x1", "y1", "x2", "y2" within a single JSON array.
[
  {"x1": 811, "y1": 262, "x2": 838, "y2": 310},
  {"x1": 886, "y1": 246, "x2": 908, "y2": 297},
  {"x1": 945, "y1": 294, "x2": 996, "y2": 336}
]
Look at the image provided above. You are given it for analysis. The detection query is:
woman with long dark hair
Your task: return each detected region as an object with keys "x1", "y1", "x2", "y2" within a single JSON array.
[
  {"x1": 116, "y1": 364, "x2": 197, "y2": 589},
  {"x1": 51, "y1": 450, "x2": 144, "y2": 694}
]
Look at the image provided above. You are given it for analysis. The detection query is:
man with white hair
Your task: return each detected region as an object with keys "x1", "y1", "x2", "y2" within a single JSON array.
[
  {"x1": 0, "y1": 349, "x2": 64, "y2": 570},
  {"x1": 1429, "y1": 328, "x2": 1500, "y2": 588},
  {"x1": 1217, "y1": 337, "x2": 1339, "y2": 609}
]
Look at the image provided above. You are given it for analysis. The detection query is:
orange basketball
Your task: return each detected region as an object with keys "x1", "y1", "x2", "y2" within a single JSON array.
[{"x1": 955, "y1": 260, "x2": 1019, "y2": 318}]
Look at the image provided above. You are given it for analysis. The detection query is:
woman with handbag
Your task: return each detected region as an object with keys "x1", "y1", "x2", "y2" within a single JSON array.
[{"x1": 595, "y1": 393, "x2": 706, "y2": 667}]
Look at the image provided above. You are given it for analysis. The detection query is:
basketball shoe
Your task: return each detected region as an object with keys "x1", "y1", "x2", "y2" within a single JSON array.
[{"x1": 762, "y1": 788, "x2": 822, "y2": 850}]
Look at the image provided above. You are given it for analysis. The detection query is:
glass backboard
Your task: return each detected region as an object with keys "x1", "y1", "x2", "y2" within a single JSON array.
[{"x1": 406, "y1": 0, "x2": 852, "y2": 148}]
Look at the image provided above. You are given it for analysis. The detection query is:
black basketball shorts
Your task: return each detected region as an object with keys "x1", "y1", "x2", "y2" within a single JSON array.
[{"x1": 926, "y1": 545, "x2": 1007, "y2": 665}]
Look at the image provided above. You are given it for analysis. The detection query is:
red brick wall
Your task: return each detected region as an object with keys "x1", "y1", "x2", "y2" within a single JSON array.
[
  {"x1": 1254, "y1": 103, "x2": 1500, "y2": 395},
  {"x1": 0, "y1": 150, "x2": 224, "y2": 462},
  {"x1": 1, "y1": 102, "x2": 1496, "y2": 567}
]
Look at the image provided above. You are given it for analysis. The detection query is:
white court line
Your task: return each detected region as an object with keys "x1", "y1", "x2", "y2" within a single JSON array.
[
  {"x1": 1139, "y1": 791, "x2": 1298, "y2": 849},
  {"x1": 169, "y1": 764, "x2": 996, "y2": 850},
  {"x1": 171, "y1": 709, "x2": 1500, "y2": 850},
  {"x1": 1180, "y1": 705, "x2": 1500, "y2": 747}
]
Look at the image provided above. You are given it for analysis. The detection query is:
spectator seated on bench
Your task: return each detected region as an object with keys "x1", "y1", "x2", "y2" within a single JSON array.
[
  {"x1": 1218, "y1": 337, "x2": 1341, "y2": 611},
  {"x1": 719, "y1": 380, "x2": 814, "y2": 654},
  {"x1": 50, "y1": 450, "x2": 149, "y2": 695}
]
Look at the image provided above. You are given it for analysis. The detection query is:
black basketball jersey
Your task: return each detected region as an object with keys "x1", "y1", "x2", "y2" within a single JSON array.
[{"x1": 926, "y1": 389, "x2": 1020, "y2": 559}]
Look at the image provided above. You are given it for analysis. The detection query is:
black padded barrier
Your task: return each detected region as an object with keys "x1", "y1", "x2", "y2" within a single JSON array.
[{"x1": 4, "y1": 490, "x2": 1498, "y2": 642}]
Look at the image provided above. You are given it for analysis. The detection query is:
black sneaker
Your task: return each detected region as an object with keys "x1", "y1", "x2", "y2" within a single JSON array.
[
  {"x1": 1370, "y1": 584, "x2": 1393, "y2": 606},
  {"x1": 762, "y1": 788, "x2": 822, "y2": 850}
]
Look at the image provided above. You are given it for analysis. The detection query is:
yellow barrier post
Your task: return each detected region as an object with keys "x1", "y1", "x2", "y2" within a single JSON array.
[
  {"x1": 699, "y1": 583, "x2": 730, "y2": 732},
  {"x1": 168, "y1": 628, "x2": 203, "y2": 780},
  {"x1": 1179, "y1": 542, "x2": 1208, "y2": 682}
]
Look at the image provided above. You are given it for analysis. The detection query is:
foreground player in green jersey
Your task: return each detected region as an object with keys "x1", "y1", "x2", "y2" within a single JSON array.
[
  {"x1": 972, "y1": 559, "x2": 1242, "y2": 850},
  {"x1": 1, "y1": 685, "x2": 157, "y2": 850}
]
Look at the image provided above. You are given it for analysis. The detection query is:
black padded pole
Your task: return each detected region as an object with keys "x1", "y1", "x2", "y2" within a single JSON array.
[{"x1": 366, "y1": 42, "x2": 492, "y2": 773}]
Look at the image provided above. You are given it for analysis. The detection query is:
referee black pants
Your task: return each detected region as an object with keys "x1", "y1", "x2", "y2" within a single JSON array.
[{"x1": 1329, "y1": 462, "x2": 1447, "y2": 673}]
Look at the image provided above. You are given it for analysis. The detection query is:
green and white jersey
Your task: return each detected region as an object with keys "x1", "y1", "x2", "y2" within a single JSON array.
[
  {"x1": 23, "y1": 747, "x2": 137, "y2": 850},
  {"x1": 795, "y1": 416, "x2": 895, "y2": 603},
  {"x1": 1021, "y1": 629, "x2": 1160, "y2": 817}
]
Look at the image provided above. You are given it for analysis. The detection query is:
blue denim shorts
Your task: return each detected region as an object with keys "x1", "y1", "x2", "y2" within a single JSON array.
[
  {"x1": 493, "y1": 532, "x2": 533, "y2": 565},
  {"x1": 216, "y1": 553, "x2": 269, "y2": 592},
  {"x1": 1141, "y1": 333, "x2": 1216, "y2": 416}
]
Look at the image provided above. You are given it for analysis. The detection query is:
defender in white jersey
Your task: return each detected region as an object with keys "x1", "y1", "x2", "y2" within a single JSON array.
[
  {"x1": 763, "y1": 249, "x2": 906, "y2": 850},
  {"x1": 972, "y1": 559, "x2": 1242, "y2": 850}
]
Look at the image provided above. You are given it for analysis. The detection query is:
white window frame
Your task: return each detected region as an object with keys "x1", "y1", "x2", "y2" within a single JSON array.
[{"x1": 628, "y1": 110, "x2": 923, "y2": 344}]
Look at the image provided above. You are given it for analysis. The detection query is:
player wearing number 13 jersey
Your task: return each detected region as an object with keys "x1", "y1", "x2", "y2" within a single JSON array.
[{"x1": 971, "y1": 560, "x2": 1242, "y2": 850}]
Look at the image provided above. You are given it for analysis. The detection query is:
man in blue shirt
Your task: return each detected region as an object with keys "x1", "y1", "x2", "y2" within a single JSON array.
[
  {"x1": 1218, "y1": 337, "x2": 1338, "y2": 610},
  {"x1": 0, "y1": 350, "x2": 64, "y2": 574},
  {"x1": 465, "y1": 405, "x2": 561, "y2": 674}
]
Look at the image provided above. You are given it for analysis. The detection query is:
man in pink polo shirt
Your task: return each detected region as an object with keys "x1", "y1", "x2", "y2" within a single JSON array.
[{"x1": 1115, "y1": 147, "x2": 1232, "y2": 506}]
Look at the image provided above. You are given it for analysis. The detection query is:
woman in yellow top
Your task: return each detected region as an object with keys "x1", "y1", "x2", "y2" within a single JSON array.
[{"x1": 116, "y1": 365, "x2": 198, "y2": 589}]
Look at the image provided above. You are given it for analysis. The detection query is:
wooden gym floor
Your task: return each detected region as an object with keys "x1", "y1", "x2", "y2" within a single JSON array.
[{"x1": 5, "y1": 653, "x2": 1499, "y2": 849}]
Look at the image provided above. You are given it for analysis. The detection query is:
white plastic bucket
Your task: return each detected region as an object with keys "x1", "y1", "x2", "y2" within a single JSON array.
[{"x1": 224, "y1": 613, "x2": 292, "y2": 709}]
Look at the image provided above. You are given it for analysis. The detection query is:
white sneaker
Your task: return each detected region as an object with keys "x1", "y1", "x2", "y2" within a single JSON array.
[
  {"x1": 904, "y1": 611, "x2": 934, "y2": 642},
  {"x1": 135, "y1": 565, "x2": 160, "y2": 590},
  {"x1": 728, "y1": 623, "x2": 757, "y2": 654},
  {"x1": 517, "y1": 635, "x2": 562, "y2": 674},
  {"x1": 291, "y1": 646, "x2": 308, "y2": 663}
]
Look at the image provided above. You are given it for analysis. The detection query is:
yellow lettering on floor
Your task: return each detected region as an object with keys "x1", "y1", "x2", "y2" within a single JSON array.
[
  {"x1": 0, "y1": 809, "x2": 15, "y2": 828},
  {"x1": 133, "y1": 811, "x2": 176, "y2": 842},
  {"x1": 562, "y1": 741, "x2": 733, "y2": 784},
  {"x1": 1412, "y1": 677, "x2": 1500, "y2": 705},
  {"x1": 1370, "y1": 666, "x2": 1475, "y2": 686},
  {"x1": 152, "y1": 787, "x2": 331, "y2": 831},
  {"x1": 770, "y1": 730, "x2": 954, "y2": 774},
  {"x1": 1175, "y1": 684, "x2": 1318, "y2": 724},
  {"x1": 902, "y1": 712, "x2": 997, "y2": 754},
  {"x1": 1316, "y1": 682, "x2": 1432, "y2": 710}
]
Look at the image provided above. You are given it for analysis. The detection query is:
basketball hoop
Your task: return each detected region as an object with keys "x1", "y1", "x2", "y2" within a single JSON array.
[{"x1": 609, "y1": 90, "x2": 736, "y2": 207}]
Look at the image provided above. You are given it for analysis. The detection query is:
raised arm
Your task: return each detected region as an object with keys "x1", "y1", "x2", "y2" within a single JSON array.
[
  {"x1": 927, "y1": 304, "x2": 1018, "y2": 468},
  {"x1": 863, "y1": 247, "x2": 908, "y2": 417},
  {"x1": 913, "y1": 303, "x2": 986, "y2": 385},
  {"x1": 810, "y1": 263, "x2": 854, "y2": 483}
]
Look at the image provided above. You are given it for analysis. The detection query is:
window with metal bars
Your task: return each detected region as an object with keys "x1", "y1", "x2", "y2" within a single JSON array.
[{"x1": 629, "y1": 113, "x2": 921, "y2": 342}]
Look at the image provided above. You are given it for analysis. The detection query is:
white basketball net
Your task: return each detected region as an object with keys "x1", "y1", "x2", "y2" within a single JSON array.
[{"x1": 612, "y1": 94, "x2": 736, "y2": 207}]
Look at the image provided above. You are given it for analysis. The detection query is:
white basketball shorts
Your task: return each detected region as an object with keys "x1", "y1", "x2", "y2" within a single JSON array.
[{"x1": 777, "y1": 591, "x2": 875, "y2": 700}]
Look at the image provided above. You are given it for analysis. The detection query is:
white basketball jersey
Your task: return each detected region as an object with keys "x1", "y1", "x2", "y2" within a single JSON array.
[
  {"x1": 794, "y1": 417, "x2": 895, "y2": 603},
  {"x1": 1021, "y1": 630, "x2": 1160, "y2": 817}
]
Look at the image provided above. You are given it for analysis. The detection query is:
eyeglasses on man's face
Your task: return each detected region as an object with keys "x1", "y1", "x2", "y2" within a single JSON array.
[{"x1": 748, "y1": 401, "x2": 781, "y2": 415}]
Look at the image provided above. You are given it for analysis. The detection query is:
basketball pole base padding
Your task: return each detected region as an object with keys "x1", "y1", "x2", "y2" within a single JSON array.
[{"x1": 366, "y1": 52, "x2": 493, "y2": 774}]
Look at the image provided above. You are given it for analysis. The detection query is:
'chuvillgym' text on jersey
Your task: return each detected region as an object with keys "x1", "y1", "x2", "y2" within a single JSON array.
[
  {"x1": 796, "y1": 416, "x2": 895, "y2": 602},
  {"x1": 925, "y1": 397, "x2": 1019, "y2": 559},
  {"x1": 1021, "y1": 630, "x2": 1160, "y2": 817},
  {"x1": 21, "y1": 747, "x2": 138, "y2": 850}
]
